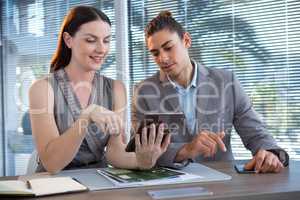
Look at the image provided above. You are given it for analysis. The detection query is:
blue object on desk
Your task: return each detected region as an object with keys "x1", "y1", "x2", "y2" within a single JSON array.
[{"x1": 234, "y1": 164, "x2": 256, "y2": 174}]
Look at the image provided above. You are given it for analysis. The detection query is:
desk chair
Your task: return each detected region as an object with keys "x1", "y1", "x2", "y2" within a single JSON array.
[
  {"x1": 26, "y1": 150, "x2": 38, "y2": 175},
  {"x1": 22, "y1": 111, "x2": 38, "y2": 174}
]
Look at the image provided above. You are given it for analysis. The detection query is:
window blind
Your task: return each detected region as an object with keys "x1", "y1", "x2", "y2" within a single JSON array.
[{"x1": 128, "y1": 0, "x2": 300, "y2": 160}]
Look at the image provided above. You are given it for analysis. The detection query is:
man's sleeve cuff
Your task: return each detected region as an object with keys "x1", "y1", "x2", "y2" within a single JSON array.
[
  {"x1": 157, "y1": 143, "x2": 188, "y2": 169},
  {"x1": 267, "y1": 149, "x2": 289, "y2": 167},
  {"x1": 173, "y1": 159, "x2": 193, "y2": 169}
]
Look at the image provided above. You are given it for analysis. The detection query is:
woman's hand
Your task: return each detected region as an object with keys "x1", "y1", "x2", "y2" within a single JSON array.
[
  {"x1": 82, "y1": 104, "x2": 124, "y2": 136},
  {"x1": 135, "y1": 123, "x2": 171, "y2": 169}
]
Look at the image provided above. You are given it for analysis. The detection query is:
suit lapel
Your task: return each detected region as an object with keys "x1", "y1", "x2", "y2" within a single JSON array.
[
  {"x1": 195, "y1": 63, "x2": 214, "y2": 132},
  {"x1": 157, "y1": 72, "x2": 181, "y2": 112}
]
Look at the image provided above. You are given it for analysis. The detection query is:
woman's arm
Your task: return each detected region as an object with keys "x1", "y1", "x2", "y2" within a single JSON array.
[
  {"x1": 105, "y1": 80, "x2": 139, "y2": 169},
  {"x1": 29, "y1": 79, "x2": 89, "y2": 174}
]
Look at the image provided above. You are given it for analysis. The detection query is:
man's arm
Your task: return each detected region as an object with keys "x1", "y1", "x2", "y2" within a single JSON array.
[
  {"x1": 230, "y1": 72, "x2": 289, "y2": 170},
  {"x1": 174, "y1": 131, "x2": 227, "y2": 162}
]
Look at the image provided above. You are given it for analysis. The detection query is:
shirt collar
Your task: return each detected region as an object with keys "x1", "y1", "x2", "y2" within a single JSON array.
[
  {"x1": 167, "y1": 59, "x2": 198, "y2": 90},
  {"x1": 190, "y1": 60, "x2": 198, "y2": 88}
]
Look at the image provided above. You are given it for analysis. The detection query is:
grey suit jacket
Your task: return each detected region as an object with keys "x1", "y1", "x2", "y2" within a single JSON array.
[{"x1": 131, "y1": 62, "x2": 286, "y2": 167}]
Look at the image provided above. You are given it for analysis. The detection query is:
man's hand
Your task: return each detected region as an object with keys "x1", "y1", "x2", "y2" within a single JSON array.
[
  {"x1": 244, "y1": 149, "x2": 284, "y2": 173},
  {"x1": 135, "y1": 123, "x2": 171, "y2": 169},
  {"x1": 175, "y1": 130, "x2": 227, "y2": 162}
]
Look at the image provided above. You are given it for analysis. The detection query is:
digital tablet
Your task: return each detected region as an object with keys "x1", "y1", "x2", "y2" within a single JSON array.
[{"x1": 126, "y1": 112, "x2": 185, "y2": 152}]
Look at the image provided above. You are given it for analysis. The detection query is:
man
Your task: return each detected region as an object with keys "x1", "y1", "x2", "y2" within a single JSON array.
[{"x1": 131, "y1": 11, "x2": 288, "y2": 173}]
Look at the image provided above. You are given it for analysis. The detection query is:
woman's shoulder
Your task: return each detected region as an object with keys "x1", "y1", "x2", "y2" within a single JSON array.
[
  {"x1": 95, "y1": 73, "x2": 125, "y2": 90},
  {"x1": 29, "y1": 74, "x2": 54, "y2": 97},
  {"x1": 29, "y1": 74, "x2": 55, "y2": 109},
  {"x1": 96, "y1": 74, "x2": 125, "y2": 96},
  {"x1": 96, "y1": 73, "x2": 113, "y2": 82},
  {"x1": 112, "y1": 79, "x2": 125, "y2": 92}
]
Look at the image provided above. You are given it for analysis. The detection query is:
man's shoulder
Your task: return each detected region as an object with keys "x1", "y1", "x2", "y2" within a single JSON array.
[
  {"x1": 200, "y1": 65, "x2": 234, "y2": 83},
  {"x1": 206, "y1": 66, "x2": 233, "y2": 78},
  {"x1": 134, "y1": 71, "x2": 161, "y2": 93},
  {"x1": 138, "y1": 71, "x2": 160, "y2": 84}
]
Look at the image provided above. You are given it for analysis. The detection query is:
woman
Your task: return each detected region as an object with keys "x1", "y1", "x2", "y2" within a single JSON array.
[
  {"x1": 131, "y1": 11, "x2": 287, "y2": 172},
  {"x1": 29, "y1": 6, "x2": 170, "y2": 173}
]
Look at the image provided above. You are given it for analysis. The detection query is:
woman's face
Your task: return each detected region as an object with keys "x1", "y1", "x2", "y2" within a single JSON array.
[
  {"x1": 64, "y1": 19, "x2": 111, "y2": 71},
  {"x1": 146, "y1": 29, "x2": 191, "y2": 79}
]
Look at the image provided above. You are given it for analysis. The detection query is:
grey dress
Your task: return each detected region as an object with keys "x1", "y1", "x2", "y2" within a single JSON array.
[{"x1": 36, "y1": 69, "x2": 114, "y2": 172}]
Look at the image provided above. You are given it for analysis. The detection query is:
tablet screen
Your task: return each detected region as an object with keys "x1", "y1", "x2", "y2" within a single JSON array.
[{"x1": 126, "y1": 112, "x2": 185, "y2": 152}]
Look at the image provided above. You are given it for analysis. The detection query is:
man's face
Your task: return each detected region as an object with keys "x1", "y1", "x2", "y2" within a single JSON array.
[{"x1": 147, "y1": 29, "x2": 191, "y2": 79}]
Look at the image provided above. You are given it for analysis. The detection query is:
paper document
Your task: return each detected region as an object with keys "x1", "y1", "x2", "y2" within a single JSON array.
[{"x1": 97, "y1": 167, "x2": 202, "y2": 187}]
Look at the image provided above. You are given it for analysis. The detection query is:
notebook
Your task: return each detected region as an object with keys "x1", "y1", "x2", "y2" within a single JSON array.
[{"x1": 0, "y1": 177, "x2": 87, "y2": 197}]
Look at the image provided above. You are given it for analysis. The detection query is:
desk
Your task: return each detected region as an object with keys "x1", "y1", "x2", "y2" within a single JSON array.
[{"x1": 2, "y1": 160, "x2": 300, "y2": 200}]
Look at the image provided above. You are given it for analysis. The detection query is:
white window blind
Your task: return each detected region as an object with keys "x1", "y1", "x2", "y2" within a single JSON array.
[
  {"x1": 1, "y1": 0, "x2": 117, "y2": 176},
  {"x1": 128, "y1": 0, "x2": 300, "y2": 160}
]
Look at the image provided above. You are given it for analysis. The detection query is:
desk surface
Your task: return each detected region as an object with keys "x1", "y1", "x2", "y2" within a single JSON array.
[{"x1": 3, "y1": 160, "x2": 300, "y2": 200}]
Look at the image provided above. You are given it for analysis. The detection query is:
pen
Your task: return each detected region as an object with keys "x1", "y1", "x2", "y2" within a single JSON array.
[
  {"x1": 26, "y1": 180, "x2": 32, "y2": 190},
  {"x1": 72, "y1": 177, "x2": 85, "y2": 185}
]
